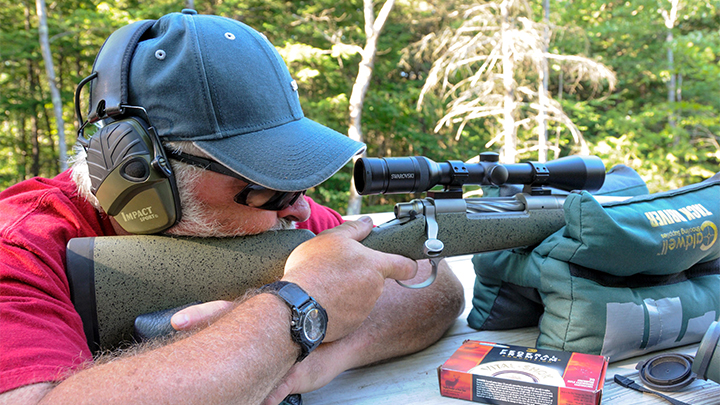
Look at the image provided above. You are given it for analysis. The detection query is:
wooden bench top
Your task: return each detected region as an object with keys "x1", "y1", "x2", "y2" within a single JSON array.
[{"x1": 304, "y1": 253, "x2": 719, "y2": 404}]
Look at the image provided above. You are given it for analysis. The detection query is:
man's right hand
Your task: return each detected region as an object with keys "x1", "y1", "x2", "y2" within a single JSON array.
[{"x1": 281, "y1": 216, "x2": 418, "y2": 342}]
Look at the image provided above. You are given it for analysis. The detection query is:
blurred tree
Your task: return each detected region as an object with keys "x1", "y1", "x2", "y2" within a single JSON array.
[
  {"x1": 347, "y1": 0, "x2": 395, "y2": 215},
  {"x1": 557, "y1": 0, "x2": 719, "y2": 191},
  {"x1": 1, "y1": 0, "x2": 717, "y2": 208},
  {"x1": 412, "y1": 0, "x2": 616, "y2": 163},
  {"x1": 36, "y1": 0, "x2": 67, "y2": 172}
]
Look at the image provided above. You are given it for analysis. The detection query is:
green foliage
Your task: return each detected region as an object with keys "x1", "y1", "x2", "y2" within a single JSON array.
[
  {"x1": 555, "y1": 0, "x2": 720, "y2": 192},
  {"x1": 0, "y1": 0, "x2": 718, "y2": 214}
]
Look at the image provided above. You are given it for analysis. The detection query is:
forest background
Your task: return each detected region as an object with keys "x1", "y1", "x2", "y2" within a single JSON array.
[{"x1": 1, "y1": 0, "x2": 719, "y2": 214}]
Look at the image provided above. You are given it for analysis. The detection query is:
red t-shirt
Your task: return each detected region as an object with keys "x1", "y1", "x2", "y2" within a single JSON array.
[{"x1": 0, "y1": 170, "x2": 343, "y2": 393}]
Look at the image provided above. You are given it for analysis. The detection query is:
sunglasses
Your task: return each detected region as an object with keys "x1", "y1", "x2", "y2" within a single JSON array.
[{"x1": 166, "y1": 150, "x2": 305, "y2": 211}]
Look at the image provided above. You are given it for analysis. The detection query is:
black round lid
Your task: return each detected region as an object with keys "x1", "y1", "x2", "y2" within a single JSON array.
[{"x1": 636, "y1": 353, "x2": 696, "y2": 391}]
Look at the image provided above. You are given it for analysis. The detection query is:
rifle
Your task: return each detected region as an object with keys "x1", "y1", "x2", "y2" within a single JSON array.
[{"x1": 66, "y1": 152, "x2": 609, "y2": 352}]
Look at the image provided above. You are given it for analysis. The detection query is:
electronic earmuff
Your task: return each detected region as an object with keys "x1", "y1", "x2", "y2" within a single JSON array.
[{"x1": 74, "y1": 20, "x2": 182, "y2": 234}]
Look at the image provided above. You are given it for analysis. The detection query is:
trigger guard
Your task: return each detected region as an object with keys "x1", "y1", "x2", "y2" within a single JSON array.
[{"x1": 396, "y1": 257, "x2": 441, "y2": 289}]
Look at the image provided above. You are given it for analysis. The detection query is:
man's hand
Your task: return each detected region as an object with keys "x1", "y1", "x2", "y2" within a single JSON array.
[
  {"x1": 261, "y1": 343, "x2": 345, "y2": 405},
  {"x1": 261, "y1": 257, "x2": 464, "y2": 404},
  {"x1": 171, "y1": 217, "x2": 418, "y2": 341},
  {"x1": 171, "y1": 300, "x2": 236, "y2": 331},
  {"x1": 282, "y1": 217, "x2": 418, "y2": 342}
]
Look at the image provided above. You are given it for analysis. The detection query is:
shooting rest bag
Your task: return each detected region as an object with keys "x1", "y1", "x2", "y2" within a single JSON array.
[{"x1": 468, "y1": 171, "x2": 720, "y2": 361}]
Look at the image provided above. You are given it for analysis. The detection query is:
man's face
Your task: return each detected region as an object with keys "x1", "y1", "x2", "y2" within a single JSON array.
[{"x1": 165, "y1": 168, "x2": 311, "y2": 238}]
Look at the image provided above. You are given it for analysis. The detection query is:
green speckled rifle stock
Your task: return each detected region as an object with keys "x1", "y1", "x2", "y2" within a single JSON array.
[{"x1": 66, "y1": 205, "x2": 565, "y2": 352}]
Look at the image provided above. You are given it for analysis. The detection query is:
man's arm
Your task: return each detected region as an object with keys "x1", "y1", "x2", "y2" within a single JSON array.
[
  {"x1": 0, "y1": 383, "x2": 53, "y2": 405},
  {"x1": 172, "y1": 256, "x2": 464, "y2": 404},
  {"x1": 43, "y1": 293, "x2": 300, "y2": 404},
  {"x1": 170, "y1": 236, "x2": 465, "y2": 404},
  {"x1": 1, "y1": 294, "x2": 298, "y2": 405},
  {"x1": 262, "y1": 259, "x2": 464, "y2": 404},
  {"x1": 5, "y1": 261, "x2": 462, "y2": 405},
  {"x1": 0, "y1": 218, "x2": 418, "y2": 405}
]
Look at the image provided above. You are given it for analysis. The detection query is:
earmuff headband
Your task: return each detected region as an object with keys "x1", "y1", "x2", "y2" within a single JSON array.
[{"x1": 88, "y1": 20, "x2": 155, "y2": 122}]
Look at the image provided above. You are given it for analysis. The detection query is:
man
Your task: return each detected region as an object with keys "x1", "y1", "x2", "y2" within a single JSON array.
[{"x1": 0, "y1": 10, "x2": 463, "y2": 404}]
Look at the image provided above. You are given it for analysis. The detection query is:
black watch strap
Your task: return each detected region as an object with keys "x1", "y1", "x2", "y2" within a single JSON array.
[
  {"x1": 260, "y1": 281, "x2": 327, "y2": 362},
  {"x1": 263, "y1": 281, "x2": 310, "y2": 308}
]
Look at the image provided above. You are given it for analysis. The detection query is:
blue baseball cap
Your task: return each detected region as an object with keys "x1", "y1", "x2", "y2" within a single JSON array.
[{"x1": 127, "y1": 10, "x2": 365, "y2": 191}]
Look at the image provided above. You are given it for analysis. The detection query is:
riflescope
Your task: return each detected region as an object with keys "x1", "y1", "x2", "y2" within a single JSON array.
[{"x1": 354, "y1": 152, "x2": 606, "y2": 195}]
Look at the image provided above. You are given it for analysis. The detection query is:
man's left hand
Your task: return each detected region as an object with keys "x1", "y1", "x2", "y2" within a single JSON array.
[
  {"x1": 261, "y1": 343, "x2": 347, "y2": 405},
  {"x1": 171, "y1": 300, "x2": 236, "y2": 330}
]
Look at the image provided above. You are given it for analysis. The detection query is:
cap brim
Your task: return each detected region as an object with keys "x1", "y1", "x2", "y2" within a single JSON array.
[{"x1": 194, "y1": 117, "x2": 365, "y2": 191}]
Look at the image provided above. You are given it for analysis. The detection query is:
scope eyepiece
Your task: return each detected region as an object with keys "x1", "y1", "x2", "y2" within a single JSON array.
[
  {"x1": 353, "y1": 156, "x2": 440, "y2": 195},
  {"x1": 353, "y1": 154, "x2": 605, "y2": 195}
]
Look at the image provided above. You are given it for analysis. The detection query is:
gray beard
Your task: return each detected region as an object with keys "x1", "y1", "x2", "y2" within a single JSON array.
[
  {"x1": 163, "y1": 164, "x2": 296, "y2": 238},
  {"x1": 165, "y1": 212, "x2": 296, "y2": 238}
]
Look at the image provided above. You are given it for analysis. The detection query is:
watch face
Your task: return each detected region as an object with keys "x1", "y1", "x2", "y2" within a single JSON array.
[{"x1": 303, "y1": 307, "x2": 327, "y2": 342}]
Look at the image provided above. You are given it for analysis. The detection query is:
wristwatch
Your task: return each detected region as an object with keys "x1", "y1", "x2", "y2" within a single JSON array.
[{"x1": 260, "y1": 281, "x2": 328, "y2": 362}]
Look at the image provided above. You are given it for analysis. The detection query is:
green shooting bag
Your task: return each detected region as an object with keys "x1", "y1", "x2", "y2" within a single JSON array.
[{"x1": 468, "y1": 170, "x2": 720, "y2": 361}]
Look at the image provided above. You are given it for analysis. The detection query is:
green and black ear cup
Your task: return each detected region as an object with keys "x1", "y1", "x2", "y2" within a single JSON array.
[
  {"x1": 74, "y1": 19, "x2": 182, "y2": 234},
  {"x1": 86, "y1": 116, "x2": 181, "y2": 234},
  {"x1": 693, "y1": 321, "x2": 720, "y2": 384}
]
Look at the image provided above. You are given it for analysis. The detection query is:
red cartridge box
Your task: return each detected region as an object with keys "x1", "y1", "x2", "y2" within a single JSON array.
[{"x1": 438, "y1": 340, "x2": 609, "y2": 405}]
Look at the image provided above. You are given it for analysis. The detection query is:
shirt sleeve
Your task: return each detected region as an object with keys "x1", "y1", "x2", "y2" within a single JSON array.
[
  {"x1": 0, "y1": 241, "x2": 93, "y2": 392},
  {"x1": 295, "y1": 196, "x2": 344, "y2": 234},
  {"x1": 0, "y1": 172, "x2": 109, "y2": 393}
]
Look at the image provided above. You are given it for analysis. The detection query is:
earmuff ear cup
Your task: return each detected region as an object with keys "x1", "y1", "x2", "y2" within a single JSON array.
[{"x1": 87, "y1": 117, "x2": 179, "y2": 234}]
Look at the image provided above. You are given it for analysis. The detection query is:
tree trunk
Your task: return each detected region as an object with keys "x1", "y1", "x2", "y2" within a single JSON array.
[
  {"x1": 346, "y1": 0, "x2": 395, "y2": 215},
  {"x1": 667, "y1": 31, "x2": 675, "y2": 105},
  {"x1": 17, "y1": 117, "x2": 28, "y2": 182},
  {"x1": 500, "y1": 0, "x2": 517, "y2": 163},
  {"x1": 40, "y1": 93, "x2": 60, "y2": 173},
  {"x1": 662, "y1": 0, "x2": 679, "y2": 129},
  {"x1": 36, "y1": 0, "x2": 67, "y2": 171},
  {"x1": 23, "y1": 3, "x2": 40, "y2": 177},
  {"x1": 31, "y1": 115, "x2": 40, "y2": 177},
  {"x1": 554, "y1": 69, "x2": 564, "y2": 160},
  {"x1": 537, "y1": 0, "x2": 550, "y2": 162}
]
